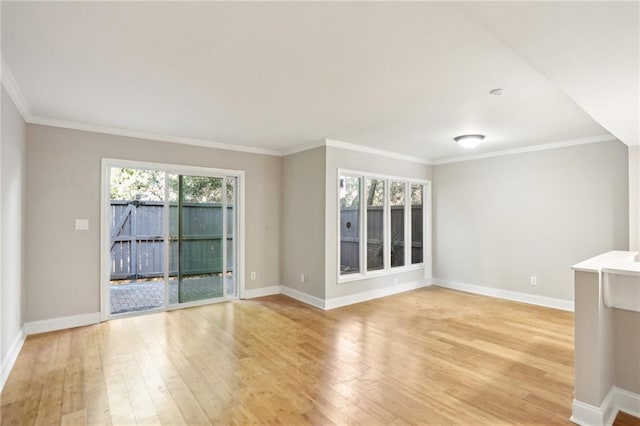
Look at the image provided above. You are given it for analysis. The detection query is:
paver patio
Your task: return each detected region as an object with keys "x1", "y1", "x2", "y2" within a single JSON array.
[{"x1": 110, "y1": 277, "x2": 227, "y2": 314}]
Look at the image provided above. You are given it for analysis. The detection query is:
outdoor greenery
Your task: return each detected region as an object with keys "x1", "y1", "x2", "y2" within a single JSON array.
[
  {"x1": 340, "y1": 176, "x2": 423, "y2": 208},
  {"x1": 110, "y1": 168, "x2": 233, "y2": 203}
]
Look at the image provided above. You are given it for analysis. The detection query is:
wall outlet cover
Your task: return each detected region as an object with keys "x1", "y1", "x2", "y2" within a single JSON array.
[{"x1": 75, "y1": 219, "x2": 89, "y2": 230}]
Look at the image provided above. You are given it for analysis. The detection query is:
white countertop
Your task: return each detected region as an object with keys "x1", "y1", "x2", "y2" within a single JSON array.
[{"x1": 572, "y1": 250, "x2": 640, "y2": 275}]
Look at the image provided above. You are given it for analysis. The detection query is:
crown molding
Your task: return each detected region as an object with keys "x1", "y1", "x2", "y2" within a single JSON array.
[
  {"x1": 324, "y1": 139, "x2": 433, "y2": 165},
  {"x1": 281, "y1": 140, "x2": 327, "y2": 156},
  {"x1": 281, "y1": 139, "x2": 432, "y2": 165},
  {"x1": 4, "y1": 54, "x2": 615, "y2": 163},
  {"x1": 26, "y1": 114, "x2": 615, "y2": 165},
  {"x1": 1, "y1": 57, "x2": 31, "y2": 119},
  {"x1": 431, "y1": 134, "x2": 616, "y2": 165},
  {"x1": 27, "y1": 115, "x2": 283, "y2": 157}
]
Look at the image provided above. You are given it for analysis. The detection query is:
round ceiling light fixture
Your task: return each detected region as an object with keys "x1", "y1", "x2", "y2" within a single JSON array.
[
  {"x1": 489, "y1": 88, "x2": 504, "y2": 96},
  {"x1": 454, "y1": 134, "x2": 485, "y2": 149}
]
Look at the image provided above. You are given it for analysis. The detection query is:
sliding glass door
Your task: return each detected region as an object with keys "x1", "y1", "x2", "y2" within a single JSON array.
[
  {"x1": 168, "y1": 175, "x2": 237, "y2": 304},
  {"x1": 105, "y1": 162, "x2": 240, "y2": 317}
]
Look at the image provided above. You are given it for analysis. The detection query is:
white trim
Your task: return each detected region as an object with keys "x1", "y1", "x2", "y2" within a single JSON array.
[
  {"x1": 325, "y1": 280, "x2": 430, "y2": 310},
  {"x1": 571, "y1": 387, "x2": 640, "y2": 426},
  {"x1": 281, "y1": 281, "x2": 431, "y2": 310},
  {"x1": 222, "y1": 176, "x2": 228, "y2": 297},
  {"x1": 243, "y1": 285, "x2": 282, "y2": 299},
  {"x1": 339, "y1": 168, "x2": 431, "y2": 185},
  {"x1": 403, "y1": 181, "x2": 411, "y2": 268},
  {"x1": 614, "y1": 387, "x2": 640, "y2": 419},
  {"x1": 280, "y1": 286, "x2": 326, "y2": 310},
  {"x1": 163, "y1": 172, "x2": 171, "y2": 308},
  {"x1": 100, "y1": 162, "x2": 111, "y2": 321},
  {"x1": 337, "y1": 169, "x2": 432, "y2": 284},
  {"x1": 338, "y1": 264, "x2": 425, "y2": 284},
  {"x1": 0, "y1": 60, "x2": 616, "y2": 163},
  {"x1": 326, "y1": 139, "x2": 431, "y2": 165},
  {"x1": 433, "y1": 278, "x2": 574, "y2": 311},
  {"x1": 100, "y1": 158, "x2": 246, "y2": 320},
  {"x1": 102, "y1": 158, "x2": 245, "y2": 179},
  {"x1": 109, "y1": 307, "x2": 165, "y2": 321},
  {"x1": 0, "y1": 327, "x2": 26, "y2": 393},
  {"x1": 238, "y1": 174, "x2": 246, "y2": 299},
  {"x1": 570, "y1": 391, "x2": 616, "y2": 426},
  {"x1": 281, "y1": 141, "x2": 326, "y2": 157},
  {"x1": 27, "y1": 115, "x2": 282, "y2": 157},
  {"x1": 1, "y1": 57, "x2": 30, "y2": 119},
  {"x1": 166, "y1": 297, "x2": 229, "y2": 311},
  {"x1": 424, "y1": 182, "x2": 433, "y2": 280},
  {"x1": 431, "y1": 134, "x2": 615, "y2": 165},
  {"x1": 24, "y1": 312, "x2": 101, "y2": 335},
  {"x1": 13, "y1": 111, "x2": 615, "y2": 167}
]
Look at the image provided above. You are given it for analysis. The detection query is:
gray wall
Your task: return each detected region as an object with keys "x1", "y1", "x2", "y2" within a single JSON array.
[
  {"x1": 325, "y1": 147, "x2": 432, "y2": 299},
  {"x1": 26, "y1": 124, "x2": 282, "y2": 322},
  {"x1": 613, "y1": 308, "x2": 640, "y2": 394},
  {"x1": 433, "y1": 140, "x2": 629, "y2": 301},
  {"x1": 1, "y1": 87, "x2": 26, "y2": 367},
  {"x1": 281, "y1": 147, "x2": 326, "y2": 298}
]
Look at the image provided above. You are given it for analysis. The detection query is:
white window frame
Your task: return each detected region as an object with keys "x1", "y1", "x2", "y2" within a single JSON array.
[
  {"x1": 363, "y1": 177, "x2": 386, "y2": 273},
  {"x1": 337, "y1": 169, "x2": 430, "y2": 284},
  {"x1": 100, "y1": 158, "x2": 246, "y2": 321}
]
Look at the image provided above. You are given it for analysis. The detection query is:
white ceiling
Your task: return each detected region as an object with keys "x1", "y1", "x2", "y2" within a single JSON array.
[
  {"x1": 460, "y1": 1, "x2": 639, "y2": 148},
  {"x1": 2, "y1": 2, "x2": 636, "y2": 161}
]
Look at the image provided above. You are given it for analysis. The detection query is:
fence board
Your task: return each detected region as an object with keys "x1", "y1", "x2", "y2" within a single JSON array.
[
  {"x1": 339, "y1": 205, "x2": 424, "y2": 272},
  {"x1": 110, "y1": 200, "x2": 233, "y2": 281}
]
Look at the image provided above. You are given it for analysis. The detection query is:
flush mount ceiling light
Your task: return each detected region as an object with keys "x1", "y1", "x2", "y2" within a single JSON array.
[{"x1": 454, "y1": 134, "x2": 485, "y2": 149}]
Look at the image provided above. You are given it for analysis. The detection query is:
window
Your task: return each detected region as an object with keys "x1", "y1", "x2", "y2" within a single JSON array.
[
  {"x1": 338, "y1": 171, "x2": 428, "y2": 280},
  {"x1": 339, "y1": 175, "x2": 361, "y2": 275},
  {"x1": 366, "y1": 179, "x2": 385, "y2": 271},
  {"x1": 390, "y1": 181, "x2": 406, "y2": 268}
]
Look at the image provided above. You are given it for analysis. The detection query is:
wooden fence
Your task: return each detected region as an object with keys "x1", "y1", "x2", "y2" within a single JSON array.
[
  {"x1": 110, "y1": 200, "x2": 233, "y2": 281},
  {"x1": 340, "y1": 206, "x2": 423, "y2": 272}
]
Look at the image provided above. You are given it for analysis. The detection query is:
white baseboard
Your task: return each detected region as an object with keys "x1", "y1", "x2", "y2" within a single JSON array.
[
  {"x1": 614, "y1": 387, "x2": 640, "y2": 419},
  {"x1": 325, "y1": 280, "x2": 431, "y2": 310},
  {"x1": 571, "y1": 387, "x2": 640, "y2": 426},
  {"x1": 0, "y1": 327, "x2": 26, "y2": 392},
  {"x1": 433, "y1": 278, "x2": 574, "y2": 312},
  {"x1": 280, "y1": 286, "x2": 326, "y2": 310},
  {"x1": 24, "y1": 312, "x2": 101, "y2": 335},
  {"x1": 280, "y1": 281, "x2": 431, "y2": 311},
  {"x1": 243, "y1": 285, "x2": 282, "y2": 299},
  {"x1": 571, "y1": 390, "x2": 616, "y2": 426}
]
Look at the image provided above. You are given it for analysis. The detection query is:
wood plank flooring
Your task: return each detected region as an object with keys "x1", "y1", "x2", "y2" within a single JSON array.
[{"x1": 1, "y1": 287, "x2": 638, "y2": 425}]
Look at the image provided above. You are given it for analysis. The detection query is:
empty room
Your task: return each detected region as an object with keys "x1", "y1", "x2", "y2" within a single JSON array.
[{"x1": 1, "y1": 1, "x2": 639, "y2": 425}]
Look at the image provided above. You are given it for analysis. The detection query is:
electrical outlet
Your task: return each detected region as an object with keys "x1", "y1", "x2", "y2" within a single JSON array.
[
  {"x1": 250, "y1": 272, "x2": 256, "y2": 281},
  {"x1": 300, "y1": 273, "x2": 305, "y2": 283},
  {"x1": 393, "y1": 278, "x2": 398, "y2": 285},
  {"x1": 530, "y1": 276, "x2": 537, "y2": 286}
]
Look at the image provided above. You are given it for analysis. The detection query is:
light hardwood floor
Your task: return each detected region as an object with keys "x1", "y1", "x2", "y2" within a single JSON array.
[{"x1": 1, "y1": 287, "x2": 638, "y2": 425}]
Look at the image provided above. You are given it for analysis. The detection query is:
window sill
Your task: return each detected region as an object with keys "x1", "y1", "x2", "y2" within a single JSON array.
[{"x1": 338, "y1": 263, "x2": 424, "y2": 284}]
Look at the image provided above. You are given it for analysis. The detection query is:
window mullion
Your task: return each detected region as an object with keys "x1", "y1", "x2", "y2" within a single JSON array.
[
  {"x1": 405, "y1": 181, "x2": 411, "y2": 267},
  {"x1": 359, "y1": 176, "x2": 369, "y2": 275},
  {"x1": 384, "y1": 179, "x2": 391, "y2": 270}
]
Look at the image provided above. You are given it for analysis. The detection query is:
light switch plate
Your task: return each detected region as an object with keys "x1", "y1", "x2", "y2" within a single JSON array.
[{"x1": 75, "y1": 219, "x2": 89, "y2": 230}]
